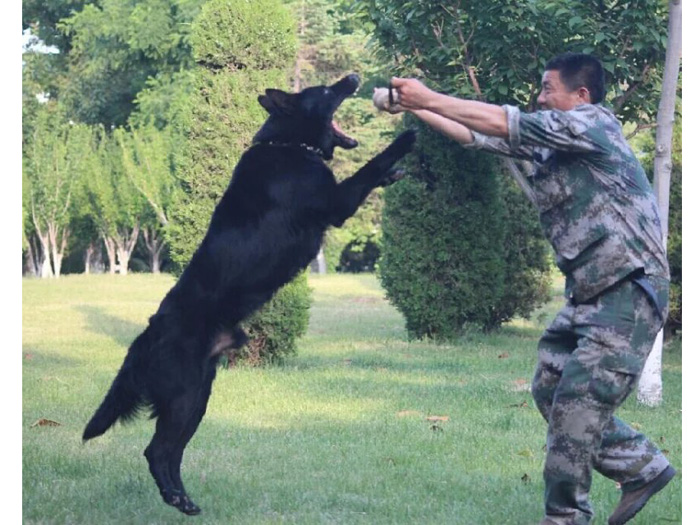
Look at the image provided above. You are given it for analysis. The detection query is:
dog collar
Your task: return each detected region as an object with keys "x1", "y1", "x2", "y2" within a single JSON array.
[{"x1": 255, "y1": 141, "x2": 325, "y2": 158}]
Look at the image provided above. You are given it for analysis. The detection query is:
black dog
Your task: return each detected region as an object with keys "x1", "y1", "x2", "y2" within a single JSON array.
[{"x1": 82, "y1": 74, "x2": 415, "y2": 515}]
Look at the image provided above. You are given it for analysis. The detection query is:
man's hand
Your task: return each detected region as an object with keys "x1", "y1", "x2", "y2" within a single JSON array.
[
  {"x1": 372, "y1": 88, "x2": 406, "y2": 114},
  {"x1": 390, "y1": 77, "x2": 438, "y2": 111}
]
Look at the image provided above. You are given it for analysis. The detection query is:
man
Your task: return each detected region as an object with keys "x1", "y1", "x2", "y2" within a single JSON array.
[{"x1": 386, "y1": 53, "x2": 675, "y2": 525}]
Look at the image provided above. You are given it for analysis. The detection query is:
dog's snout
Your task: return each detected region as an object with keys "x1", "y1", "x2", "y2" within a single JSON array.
[{"x1": 332, "y1": 74, "x2": 361, "y2": 95}]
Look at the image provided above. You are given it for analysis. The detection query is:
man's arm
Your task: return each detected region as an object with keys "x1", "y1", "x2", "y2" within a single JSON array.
[
  {"x1": 409, "y1": 109, "x2": 476, "y2": 145},
  {"x1": 391, "y1": 77, "x2": 508, "y2": 138}
]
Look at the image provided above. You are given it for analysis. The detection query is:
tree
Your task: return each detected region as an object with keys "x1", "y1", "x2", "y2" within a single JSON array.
[
  {"x1": 83, "y1": 128, "x2": 144, "y2": 274},
  {"x1": 22, "y1": 0, "x2": 91, "y2": 54},
  {"x1": 163, "y1": 0, "x2": 311, "y2": 363},
  {"x1": 115, "y1": 124, "x2": 180, "y2": 272},
  {"x1": 379, "y1": 118, "x2": 551, "y2": 336},
  {"x1": 637, "y1": 0, "x2": 682, "y2": 407},
  {"x1": 167, "y1": 0, "x2": 297, "y2": 270},
  {"x1": 54, "y1": 0, "x2": 203, "y2": 127},
  {"x1": 24, "y1": 105, "x2": 93, "y2": 277}
]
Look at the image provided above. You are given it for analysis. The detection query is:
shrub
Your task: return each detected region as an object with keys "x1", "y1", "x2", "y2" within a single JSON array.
[
  {"x1": 222, "y1": 272, "x2": 312, "y2": 366},
  {"x1": 170, "y1": 0, "x2": 307, "y2": 363},
  {"x1": 379, "y1": 118, "x2": 551, "y2": 338}
]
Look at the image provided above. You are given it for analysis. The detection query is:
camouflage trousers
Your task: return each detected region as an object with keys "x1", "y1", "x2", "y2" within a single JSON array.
[{"x1": 531, "y1": 274, "x2": 669, "y2": 524}]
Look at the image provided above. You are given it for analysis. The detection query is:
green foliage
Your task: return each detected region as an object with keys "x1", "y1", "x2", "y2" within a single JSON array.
[
  {"x1": 82, "y1": 127, "x2": 144, "y2": 241},
  {"x1": 167, "y1": 0, "x2": 307, "y2": 363},
  {"x1": 284, "y1": 0, "x2": 401, "y2": 272},
  {"x1": 114, "y1": 124, "x2": 180, "y2": 228},
  {"x1": 234, "y1": 272, "x2": 313, "y2": 365},
  {"x1": 379, "y1": 119, "x2": 551, "y2": 338},
  {"x1": 323, "y1": 98, "x2": 403, "y2": 273},
  {"x1": 22, "y1": 0, "x2": 91, "y2": 53},
  {"x1": 355, "y1": 0, "x2": 669, "y2": 121},
  {"x1": 192, "y1": 0, "x2": 297, "y2": 70},
  {"x1": 25, "y1": 104, "x2": 94, "y2": 239},
  {"x1": 57, "y1": 0, "x2": 204, "y2": 126},
  {"x1": 353, "y1": 0, "x2": 671, "y2": 338},
  {"x1": 167, "y1": 0, "x2": 297, "y2": 269},
  {"x1": 167, "y1": 69, "x2": 289, "y2": 269},
  {"x1": 286, "y1": 0, "x2": 379, "y2": 88},
  {"x1": 130, "y1": 70, "x2": 197, "y2": 131},
  {"x1": 666, "y1": 121, "x2": 682, "y2": 333}
]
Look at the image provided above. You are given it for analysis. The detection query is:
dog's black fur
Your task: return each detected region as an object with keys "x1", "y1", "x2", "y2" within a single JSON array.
[{"x1": 82, "y1": 74, "x2": 415, "y2": 515}]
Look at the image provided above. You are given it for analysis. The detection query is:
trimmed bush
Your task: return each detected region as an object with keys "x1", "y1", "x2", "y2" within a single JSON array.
[
  {"x1": 169, "y1": 0, "x2": 309, "y2": 363},
  {"x1": 167, "y1": 69, "x2": 291, "y2": 269},
  {"x1": 379, "y1": 118, "x2": 551, "y2": 338},
  {"x1": 220, "y1": 272, "x2": 312, "y2": 366}
]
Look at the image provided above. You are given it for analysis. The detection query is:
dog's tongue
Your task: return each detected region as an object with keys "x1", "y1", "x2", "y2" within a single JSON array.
[{"x1": 332, "y1": 120, "x2": 358, "y2": 148}]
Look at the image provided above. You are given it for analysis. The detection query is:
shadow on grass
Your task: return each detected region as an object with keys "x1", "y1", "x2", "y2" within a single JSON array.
[
  {"x1": 21, "y1": 346, "x2": 84, "y2": 368},
  {"x1": 74, "y1": 305, "x2": 145, "y2": 348}
]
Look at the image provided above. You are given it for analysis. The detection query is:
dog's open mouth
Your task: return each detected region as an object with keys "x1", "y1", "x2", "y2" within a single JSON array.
[{"x1": 332, "y1": 120, "x2": 358, "y2": 149}]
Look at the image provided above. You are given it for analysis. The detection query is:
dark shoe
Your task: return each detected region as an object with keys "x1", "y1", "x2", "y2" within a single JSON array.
[{"x1": 608, "y1": 465, "x2": 676, "y2": 525}]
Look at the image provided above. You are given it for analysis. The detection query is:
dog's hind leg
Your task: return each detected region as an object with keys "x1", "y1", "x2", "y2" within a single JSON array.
[
  {"x1": 144, "y1": 385, "x2": 208, "y2": 516},
  {"x1": 166, "y1": 367, "x2": 217, "y2": 516}
]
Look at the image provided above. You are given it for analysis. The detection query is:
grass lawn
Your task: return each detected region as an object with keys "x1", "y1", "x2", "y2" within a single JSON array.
[{"x1": 22, "y1": 273, "x2": 681, "y2": 524}]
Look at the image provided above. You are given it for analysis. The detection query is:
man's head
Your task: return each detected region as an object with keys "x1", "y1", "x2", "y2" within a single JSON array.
[{"x1": 537, "y1": 53, "x2": 606, "y2": 111}]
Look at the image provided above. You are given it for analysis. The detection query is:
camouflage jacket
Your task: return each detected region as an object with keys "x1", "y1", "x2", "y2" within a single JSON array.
[{"x1": 465, "y1": 103, "x2": 669, "y2": 302}]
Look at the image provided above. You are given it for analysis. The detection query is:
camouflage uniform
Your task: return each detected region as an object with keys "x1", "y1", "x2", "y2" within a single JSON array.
[{"x1": 465, "y1": 104, "x2": 670, "y2": 524}]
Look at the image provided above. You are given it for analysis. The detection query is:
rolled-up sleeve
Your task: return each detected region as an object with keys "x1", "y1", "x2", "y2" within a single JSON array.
[
  {"x1": 517, "y1": 106, "x2": 604, "y2": 153},
  {"x1": 462, "y1": 105, "x2": 537, "y2": 161},
  {"x1": 464, "y1": 104, "x2": 607, "y2": 158}
]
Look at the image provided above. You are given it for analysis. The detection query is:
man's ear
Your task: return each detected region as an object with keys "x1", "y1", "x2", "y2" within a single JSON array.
[
  {"x1": 258, "y1": 89, "x2": 296, "y2": 116},
  {"x1": 577, "y1": 86, "x2": 592, "y2": 104}
]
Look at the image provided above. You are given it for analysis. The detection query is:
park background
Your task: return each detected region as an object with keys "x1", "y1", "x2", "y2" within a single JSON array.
[{"x1": 19, "y1": 0, "x2": 685, "y2": 523}]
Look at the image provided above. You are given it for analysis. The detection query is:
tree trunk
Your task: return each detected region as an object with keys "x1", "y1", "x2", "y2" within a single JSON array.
[
  {"x1": 103, "y1": 236, "x2": 118, "y2": 274},
  {"x1": 35, "y1": 231, "x2": 52, "y2": 278},
  {"x1": 31, "y1": 210, "x2": 54, "y2": 278},
  {"x1": 25, "y1": 236, "x2": 41, "y2": 277},
  {"x1": 84, "y1": 242, "x2": 96, "y2": 274},
  {"x1": 637, "y1": 0, "x2": 681, "y2": 407},
  {"x1": 47, "y1": 222, "x2": 69, "y2": 278},
  {"x1": 314, "y1": 247, "x2": 327, "y2": 274},
  {"x1": 115, "y1": 224, "x2": 140, "y2": 275},
  {"x1": 142, "y1": 226, "x2": 165, "y2": 274}
]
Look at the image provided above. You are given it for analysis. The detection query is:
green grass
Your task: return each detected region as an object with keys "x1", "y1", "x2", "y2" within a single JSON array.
[{"x1": 22, "y1": 273, "x2": 682, "y2": 524}]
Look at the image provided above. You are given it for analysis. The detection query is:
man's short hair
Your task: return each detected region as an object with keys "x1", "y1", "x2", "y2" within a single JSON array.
[{"x1": 545, "y1": 53, "x2": 606, "y2": 104}]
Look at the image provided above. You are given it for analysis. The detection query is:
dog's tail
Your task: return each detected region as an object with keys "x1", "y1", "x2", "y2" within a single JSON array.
[{"x1": 82, "y1": 331, "x2": 148, "y2": 442}]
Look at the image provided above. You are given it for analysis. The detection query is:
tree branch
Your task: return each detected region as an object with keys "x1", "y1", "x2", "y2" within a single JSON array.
[
  {"x1": 625, "y1": 122, "x2": 658, "y2": 141},
  {"x1": 613, "y1": 63, "x2": 651, "y2": 113}
]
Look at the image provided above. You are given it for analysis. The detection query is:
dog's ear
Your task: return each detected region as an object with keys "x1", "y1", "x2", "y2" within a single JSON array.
[{"x1": 258, "y1": 89, "x2": 296, "y2": 116}]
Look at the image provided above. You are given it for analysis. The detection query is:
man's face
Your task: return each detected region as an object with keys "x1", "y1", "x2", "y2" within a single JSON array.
[{"x1": 536, "y1": 70, "x2": 589, "y2": 111}]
